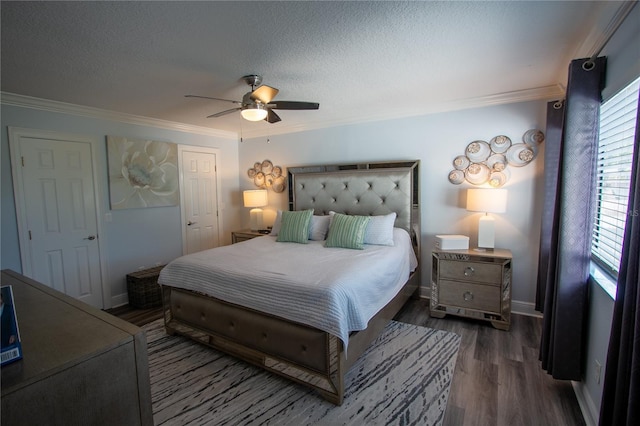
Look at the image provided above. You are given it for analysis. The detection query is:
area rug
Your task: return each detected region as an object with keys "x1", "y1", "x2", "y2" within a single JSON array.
[{"x1": 144, "y1": 319, "x2": 460, "y2": 426}]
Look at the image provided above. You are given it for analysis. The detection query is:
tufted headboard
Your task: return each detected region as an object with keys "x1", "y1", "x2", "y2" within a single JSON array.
[{"x1": 288, "y1": 161, "x2": 420, "y2": 249}]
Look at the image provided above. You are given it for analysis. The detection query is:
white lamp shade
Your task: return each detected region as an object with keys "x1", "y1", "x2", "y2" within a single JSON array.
[
  {"x1": 466, "y1": 189, "x2": 507, "y2": 213},
  {"x1": 243, "y1": 190, "x2": 268, "y2": 208}
]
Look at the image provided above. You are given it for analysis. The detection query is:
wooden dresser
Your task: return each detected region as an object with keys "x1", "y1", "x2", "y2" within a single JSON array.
[{"x1": 0, "y1": 270, "x2": 153, "y2": 426}]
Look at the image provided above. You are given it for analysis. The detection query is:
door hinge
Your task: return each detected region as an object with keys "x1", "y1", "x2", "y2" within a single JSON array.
[
  {"x1": 28, "y1": 230, "x2": 32, "y2": 240},
  {"x1": 21, "y1": 156, "x2": 25, "y2": 167}
]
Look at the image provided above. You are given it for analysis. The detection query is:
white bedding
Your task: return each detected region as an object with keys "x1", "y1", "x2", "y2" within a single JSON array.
[{"x1": 158, "y1": 227, "x2": 418, "y2": 349}]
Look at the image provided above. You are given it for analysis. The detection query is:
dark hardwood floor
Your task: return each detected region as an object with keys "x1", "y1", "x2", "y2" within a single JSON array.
[
  {"x1": 106, "y1": 304, "x2": 163, "y2": 326},
  {"x1": 108, "y1": 298, "x2": 585, "y2": 426},
  {"x1": 395, "y1": 298, "x2": 586, "y2": 426}
]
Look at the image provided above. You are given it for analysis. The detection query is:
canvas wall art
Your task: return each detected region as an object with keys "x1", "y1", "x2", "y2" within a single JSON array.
[{"x1": 107, "y1": 136, "x2": 179, "y2": 209}]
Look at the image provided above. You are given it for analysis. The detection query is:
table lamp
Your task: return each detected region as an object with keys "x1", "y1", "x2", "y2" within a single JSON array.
[
  {"x1": 466, "y1": 188, "x2": 507, "y2": 251},
  {"x1": 243, "y1": 189, "x2": 268, "y2": 231}
]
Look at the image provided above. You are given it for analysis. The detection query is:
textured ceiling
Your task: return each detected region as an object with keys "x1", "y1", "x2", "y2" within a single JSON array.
[{"x1": 0, "y1": 1, "x2": 628, "y2": 137}]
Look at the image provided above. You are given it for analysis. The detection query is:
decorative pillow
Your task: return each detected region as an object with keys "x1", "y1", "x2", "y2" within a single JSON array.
[
  {"x1": 276, "y1": 209, "x2": 314, "y2": 244},
  {"x1": 269, "y1": 210, "x2": 283, "y2": 236},
  {"x1": 364, "y1": 212, "x2": 397, "y2": 246},
  {"x1": 325, "y1": 213, "x2": 370, "y2": 250},
  {"x1": 309, "y1": 215, "x2": 331, "y2": 241}
]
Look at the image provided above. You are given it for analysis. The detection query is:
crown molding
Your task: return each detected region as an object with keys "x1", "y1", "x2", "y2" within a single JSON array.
[
  {"x1": 573, "y1": 0, "x2": 637, "y2": 59},
  {"x1": 0, "y1": 92, "x2": 238, "y2": 140},
  {"x1": 2, "y1": 83, "x2": 564, "y2": 141},
  {"x1": 239, "y1": 84, "x2": 565, "y2": 138}
]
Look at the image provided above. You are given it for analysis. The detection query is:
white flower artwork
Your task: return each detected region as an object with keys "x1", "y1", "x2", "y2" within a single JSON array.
[{"x1": 107, "y1": 136, "x2": 179, "y2": 209}]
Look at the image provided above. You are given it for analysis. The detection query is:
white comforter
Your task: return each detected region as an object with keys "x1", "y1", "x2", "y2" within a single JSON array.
[{"x1": 158, "y1": 228, "x2": 418, "y2": 349}]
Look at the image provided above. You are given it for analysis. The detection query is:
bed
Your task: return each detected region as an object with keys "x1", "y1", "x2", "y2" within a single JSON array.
[{"x1": 158, "y1": 160, "x2": 421, "y2": 405}]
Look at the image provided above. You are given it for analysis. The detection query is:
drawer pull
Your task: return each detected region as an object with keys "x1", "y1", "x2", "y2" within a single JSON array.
[
  {"x1": 463, "y1": 291, "x2": 474, "y2": 301},
  {"x1": 464, "y1": 266, "x2": 475, "y2": 277}
]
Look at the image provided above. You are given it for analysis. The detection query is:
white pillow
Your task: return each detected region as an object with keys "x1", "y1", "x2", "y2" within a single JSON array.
[
  {"x1": 308, "y1": 215, "x2": 331, "y2": 240},
  {"x1": 364, "y1": 212, "x2": 396, "y2": 246},
  {"x1": 269, "y1": 210, "x2": 283, "y2": 236}
]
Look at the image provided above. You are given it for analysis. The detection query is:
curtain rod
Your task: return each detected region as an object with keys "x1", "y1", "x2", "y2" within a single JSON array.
[{"x1": 584, "y1": 1, "x2": 637, "y2": 69}]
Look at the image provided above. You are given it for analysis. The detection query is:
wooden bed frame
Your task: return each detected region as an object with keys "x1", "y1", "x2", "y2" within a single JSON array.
[{"x1": 161, "y1": 160, "x2": 420, "y2": 405}]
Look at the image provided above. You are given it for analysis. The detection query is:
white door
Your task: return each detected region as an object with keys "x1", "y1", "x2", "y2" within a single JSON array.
[
  {"x1": 9, "y1": 129, "x2": 105, "y2": 308},
  {"x1": 179, "y1": 147, "x2": 221, "y2": 254}
]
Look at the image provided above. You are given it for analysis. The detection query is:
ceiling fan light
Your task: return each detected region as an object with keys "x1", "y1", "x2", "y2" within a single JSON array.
[{"x1": 241, "y1": 103, "x2": 268, "y2": 121}]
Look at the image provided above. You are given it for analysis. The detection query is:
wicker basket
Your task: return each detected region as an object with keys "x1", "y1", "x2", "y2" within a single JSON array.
[{"x1": 126, "y1": 265, "x2": 164, "y2": 309}]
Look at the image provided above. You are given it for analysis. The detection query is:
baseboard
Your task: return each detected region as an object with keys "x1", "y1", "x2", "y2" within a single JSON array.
[
  {"x1": 111, "y1": 292, "x2": 129, "y2": 308},
  {"x1": 572, "y1": 381, "x2": 598, "y2": 426},
  {"x1": 511, "y1": 300, "x2": 542, "y2": 318}
]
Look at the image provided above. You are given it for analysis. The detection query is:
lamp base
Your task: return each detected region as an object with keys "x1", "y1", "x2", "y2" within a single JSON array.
[
  {"x1": 249, "y1": 208, "x2": 264, "y2": 231},
  {"x1": 477, "y1": 214, "x2": 496, "y2": 250}
]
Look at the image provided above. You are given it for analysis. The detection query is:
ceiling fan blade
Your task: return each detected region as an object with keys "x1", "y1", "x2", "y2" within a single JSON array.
[
  {"x1": 266, "y1": 108, "x2": 281, "y2": 123},
  {"x1": 185, "y1": 94, "x2": 241, "y2": 104},
  {"x1": 207, "y1": 107, "x2": 241, "y2": 118},
  {"x1": 269, "y1": 101, "x2": 319, "y2": 110},
  {"x1": 250, "y1": 85, "x2": 279, "y2": 104}
]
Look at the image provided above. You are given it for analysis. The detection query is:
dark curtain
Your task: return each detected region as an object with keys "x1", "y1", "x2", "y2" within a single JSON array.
[
  {"x1": 537, "y1": 57, "x2": 607, "y2": 380},
  {"x1": 535, "y1": 100, "x2": 564, "y2": 312},
  {"x1": 599, "y1": 92, "x2": 640, "y2": 426}
]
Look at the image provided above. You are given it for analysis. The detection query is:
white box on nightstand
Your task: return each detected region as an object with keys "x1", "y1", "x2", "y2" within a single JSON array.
[{"x1": 434, "y1": 235, "x2": 469, "y2": 250}]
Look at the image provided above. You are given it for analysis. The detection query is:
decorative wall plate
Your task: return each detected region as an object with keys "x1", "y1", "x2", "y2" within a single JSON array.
[
  {"x1": 506, "y1": 143, "x2": 536, "y2": 166},
  {"x1": 488, "y1": 171, "x2": 507, "y2": 187},
  {"x1": 264, "y1": 174, "x2": 275, "y2": 188},
  {"x1": 254, "y1": 171, "x2": 265, "y2": 187},
  {"x1": 453, "y1": 155, "x2": 470, "y2": 170},
  {"x1": 465, "y1": 140, "x2": 491, "y2": 162},
  {"x1": 448, "y1": 130, "x2": 544, "y2": 185},
  {"x1": 486, "y1": 153, "x2": 507, "y2": 171},
  {"x1": 261, "y1": 160, "x2": 273, "y2": 174},
  {"x1": 248, "y1": 159, "x2": 285, "y2": 191},
  {"x1": 523, "y1": 129, "x2": 545, "y2": 146},
  {"x1": 489, "y1": 135, "x2": 512, "y2": 153},
  {"x1": 272, "y1": 176, "x2": 286, "y2": 193},
  {"x1": 448, "y1": 169, "x2": 465, "y2": 185},
  {"x1": 464, "y1": 163, "x2": 490, "y2": 185}
]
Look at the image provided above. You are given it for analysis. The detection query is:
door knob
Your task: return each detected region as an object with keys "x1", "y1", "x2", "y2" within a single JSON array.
[
  {"x1": 84, "y1": 235, "x2": 96, "y2": 240},
  {"x1": 187, "y1": 221, "x2": 197, "y2": 226}
]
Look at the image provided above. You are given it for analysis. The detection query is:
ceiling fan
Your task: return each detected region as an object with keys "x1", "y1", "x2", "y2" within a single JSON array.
[{"x1": 186, "y1": 75, "x2": 319, "y2": 123}]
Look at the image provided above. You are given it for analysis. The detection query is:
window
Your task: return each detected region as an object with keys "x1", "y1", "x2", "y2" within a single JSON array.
[{"x1": 591, "y1": 76, "x2": 639, "y2": 278}]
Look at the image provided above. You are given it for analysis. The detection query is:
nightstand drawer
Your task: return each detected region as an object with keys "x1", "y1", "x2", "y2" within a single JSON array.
[
  {"x1": 438, "y1": 280, "x2": 500, "y2": 313},
  {"x1": 439, "y1": 260, "x2": 502, "y2": 285}
]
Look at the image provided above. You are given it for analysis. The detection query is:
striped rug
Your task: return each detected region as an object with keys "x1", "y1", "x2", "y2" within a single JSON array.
[{"x1": 145, "y1": 319, "x2": 460, "y2": 426}]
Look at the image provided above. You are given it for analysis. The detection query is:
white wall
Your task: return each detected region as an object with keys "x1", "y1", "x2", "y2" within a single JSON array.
[
  {"x1": 0, "y1": 102, "x2": 242, "y2": 307},
  {"x1": 239, "y1": 100, "x2": 547, "y2": 310}
]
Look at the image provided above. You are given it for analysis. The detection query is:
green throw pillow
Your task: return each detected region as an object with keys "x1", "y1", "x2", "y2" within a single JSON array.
[
  {"x1": 325, "y1": 213, "x2": 371, "y2": 250},
  {"x1": 276, "y1": 209, "x2": 314, "y2": 244}
]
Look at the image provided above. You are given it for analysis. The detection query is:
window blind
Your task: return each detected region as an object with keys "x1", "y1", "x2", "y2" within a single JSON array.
[{"x1": 591, "y1": 77, "x2": 639, "y2": 277}]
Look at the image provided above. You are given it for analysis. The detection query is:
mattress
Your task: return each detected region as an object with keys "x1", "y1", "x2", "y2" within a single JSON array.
[{"x1": 158, "y1": 227, "x2": 418, "y2": 348}]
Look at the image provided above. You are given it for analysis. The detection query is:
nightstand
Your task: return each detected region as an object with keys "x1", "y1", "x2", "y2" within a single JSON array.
[
  {"x1": 430, "y1": 248, "x2": 512, "y2": 330},
  {"x1": 231, "y1": 229, "x2": 268, "y2": 243}
]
